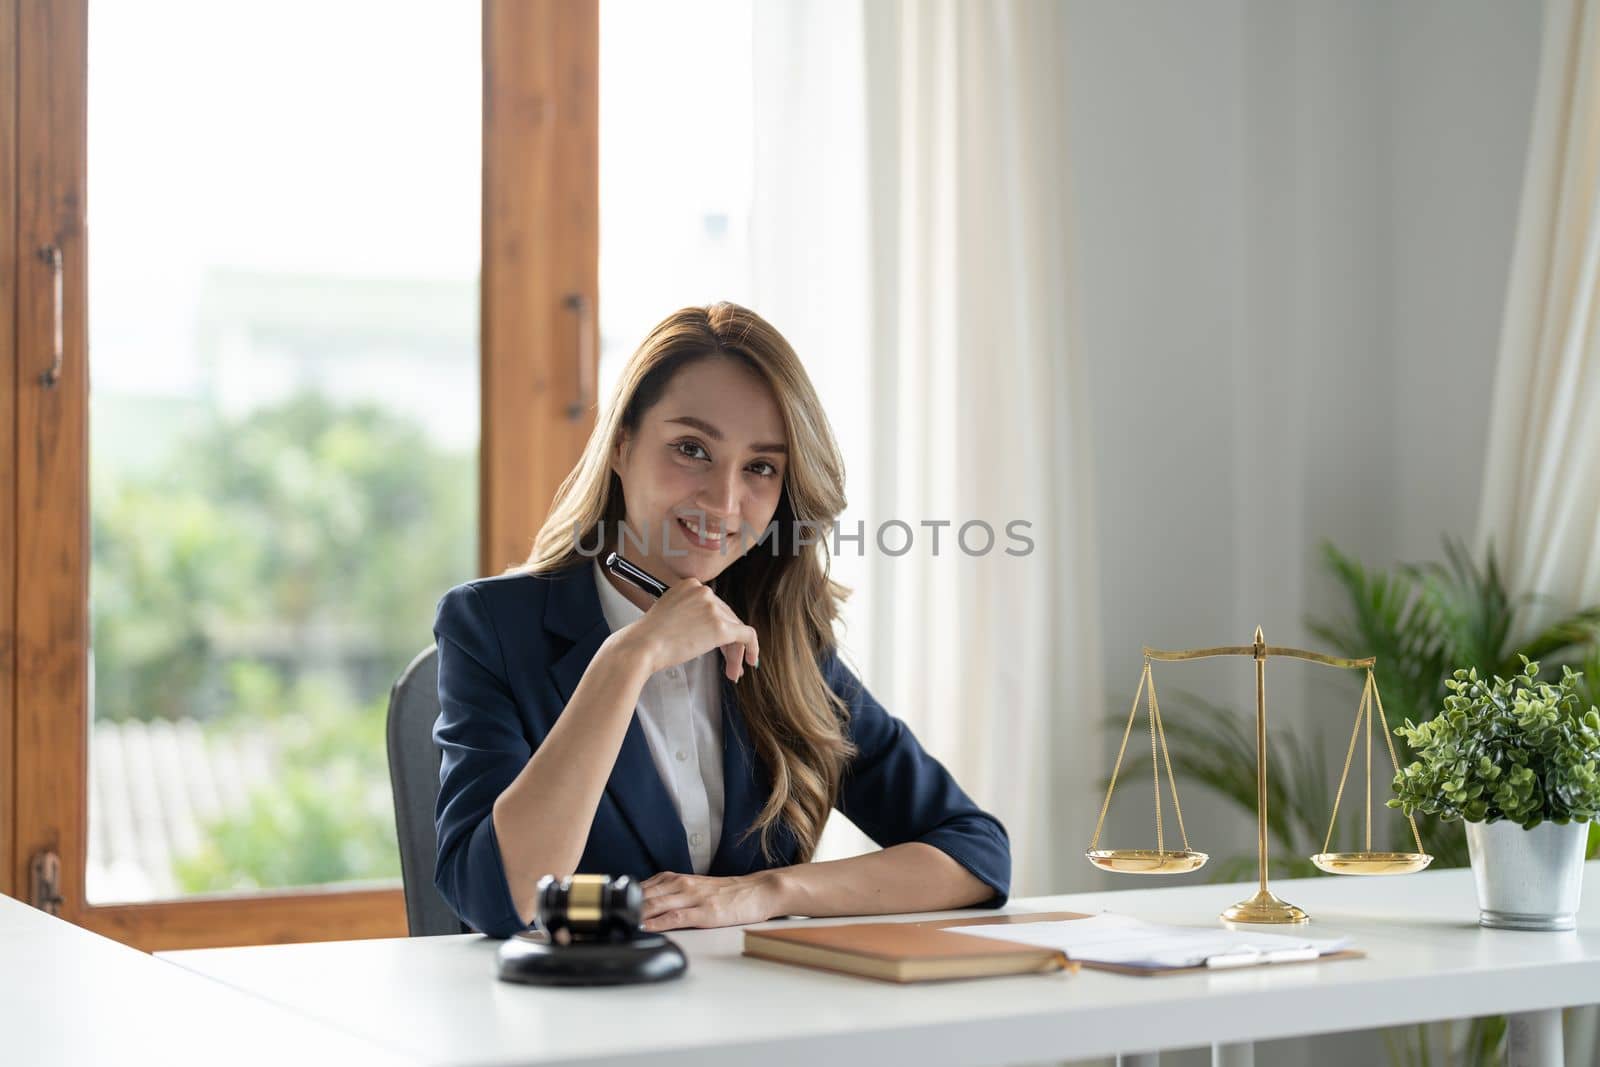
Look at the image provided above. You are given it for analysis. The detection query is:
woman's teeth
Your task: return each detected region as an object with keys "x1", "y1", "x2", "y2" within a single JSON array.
[{"x1": 678, "y1": 517, "x2": 724, "y2": 545}]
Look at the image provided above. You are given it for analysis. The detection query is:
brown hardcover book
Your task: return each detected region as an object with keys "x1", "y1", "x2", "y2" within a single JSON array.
[{"x1": 742, "y1": 921, "x2": 1076, "y2": 984}]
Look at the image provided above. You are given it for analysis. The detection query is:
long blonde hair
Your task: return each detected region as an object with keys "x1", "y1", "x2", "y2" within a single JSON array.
[{"x1": 518, "y1": 302, "x2": 854, "y2": 862}]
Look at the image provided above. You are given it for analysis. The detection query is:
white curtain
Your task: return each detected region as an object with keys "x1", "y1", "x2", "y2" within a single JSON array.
[
  {"x1": 750, "y1": 0, "x2": 1102, "y2": 896},
  {"x1": 1476, "y1": 0, "x2": 1600, "y2": 626}
]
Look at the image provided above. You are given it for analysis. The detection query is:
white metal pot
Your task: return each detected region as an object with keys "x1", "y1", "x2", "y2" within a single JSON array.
[{"x1": 1464, "y1": 818, "x2": 1590, "y2": 931}]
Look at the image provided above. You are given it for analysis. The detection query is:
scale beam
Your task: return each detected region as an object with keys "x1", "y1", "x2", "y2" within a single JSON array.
[{"x1": 1142, "y1": 645, "x2": 1376, "y2": 670}]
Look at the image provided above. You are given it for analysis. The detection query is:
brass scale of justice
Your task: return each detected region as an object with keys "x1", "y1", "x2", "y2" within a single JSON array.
[{"x1": 1086, "y1": 627, "x2": 1432, "y2": 924}]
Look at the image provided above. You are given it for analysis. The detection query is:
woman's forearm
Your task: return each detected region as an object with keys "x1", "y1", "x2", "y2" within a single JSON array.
[
  {"x1": 762, "y1": 842, "x2": 994, "y2": 918},
  {"x1": 492, "y1": 629, "x2": 653, "y2": 926}
]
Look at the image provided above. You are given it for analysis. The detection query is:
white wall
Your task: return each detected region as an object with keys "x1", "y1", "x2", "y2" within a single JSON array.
[
  {"x1": 1061, "y1": 2, "x2": 1542, "y2": 1061},
  {"x1": 1387, "y1": 2, "x2": 1545, "y2": 563}
]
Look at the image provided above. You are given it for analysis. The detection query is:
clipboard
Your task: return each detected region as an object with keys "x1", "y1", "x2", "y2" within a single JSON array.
[{"x1": 914, "y1": 911, "x2": 1365, "y2": 977}]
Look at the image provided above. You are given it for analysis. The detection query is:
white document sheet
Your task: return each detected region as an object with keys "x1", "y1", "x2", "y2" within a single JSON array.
[{"x1": 945, "y1": 913, "x2": 1351, "y2": 970}]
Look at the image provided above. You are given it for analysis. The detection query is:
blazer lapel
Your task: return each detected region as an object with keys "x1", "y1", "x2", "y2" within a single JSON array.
[
  {"x1": 711, "y1": 675, "x2": 767, "y2": 873},
  {"x1": 544, "y1": 563, "x2": 692, "y2": 874}
]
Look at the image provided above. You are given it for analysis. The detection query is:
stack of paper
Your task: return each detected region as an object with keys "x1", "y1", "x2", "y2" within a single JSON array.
[{"x1": 946, "y1": 913, "x2": 1351, "y2": 970}]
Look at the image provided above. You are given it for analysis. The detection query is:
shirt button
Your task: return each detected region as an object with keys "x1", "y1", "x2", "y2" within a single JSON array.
[
  {"x1": 666, "y1": 667, "x2": 680, "y2": 679},
  {"x1": 691, "y1": 833, "x2": 704, "y2": 846},
  {"x1": 675, "y1": 750, "x2": 688, "y2": 762}
]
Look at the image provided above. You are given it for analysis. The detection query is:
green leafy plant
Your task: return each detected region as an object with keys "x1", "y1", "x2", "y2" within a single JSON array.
[{"x1": 1389, "y1": 658, "x2": 1600, "y2": 829}]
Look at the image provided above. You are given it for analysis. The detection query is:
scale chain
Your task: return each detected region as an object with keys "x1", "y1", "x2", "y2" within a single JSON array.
[
  {"x1": 1371, "y1": 675, "x2": 1427, "y2": 855},
  {"x1": 1366, "y1": 663, "x2": 1374, "y2": 851},
  {"x1": 1088, "y1": 661, "x2": 1148, "y2": 852},
  {"x1": 1148, "y1": 662, "x2": 1163, "y2": 854},
  {"x1": 1088, "y1": 660, "x2": 1193, "y2": 857},
  {"x1": 1322, "y1": 671, "x2": 1371, "y2": 855},
  {"x1": 1150, "y1": 671, "x2": 1191, "y2": 850}
]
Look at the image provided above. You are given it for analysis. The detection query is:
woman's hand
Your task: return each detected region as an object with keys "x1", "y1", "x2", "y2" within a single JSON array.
[
  {"x1": 619, "y1": 578, "x2": 760, "y2": 683},
  {"x1": 639, "y1": 870, "x2": 783, "y2": 931}
]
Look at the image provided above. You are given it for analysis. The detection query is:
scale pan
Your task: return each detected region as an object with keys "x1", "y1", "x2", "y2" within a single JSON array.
[
  {"x1": 1310, "y1": 851, "x2": 1432, "y2": 876},
  {"x1": 1085, "y1": 849, "x2": 1208, "y2": 875}
]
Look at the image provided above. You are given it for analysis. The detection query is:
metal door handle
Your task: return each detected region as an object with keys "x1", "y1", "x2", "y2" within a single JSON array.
[
  {"x1": 563, "y1": 292, "x2": 595, "y2": 419},
  {"x1": 38, "y1": 244, "x2": 64, "y2": 388}
]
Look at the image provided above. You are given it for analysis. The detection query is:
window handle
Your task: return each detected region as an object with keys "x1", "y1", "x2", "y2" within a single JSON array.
[
  {"x1": 563, "y1": 292, "x2": 595, "y2": 420},
  {"x1": 38, "y1": 244, "x2": 64, "y2": 388}
]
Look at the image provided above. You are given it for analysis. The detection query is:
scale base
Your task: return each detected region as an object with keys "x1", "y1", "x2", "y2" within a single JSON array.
[{"x1": 1221, "y1": 888, "x2": 1309, "y2": 925}]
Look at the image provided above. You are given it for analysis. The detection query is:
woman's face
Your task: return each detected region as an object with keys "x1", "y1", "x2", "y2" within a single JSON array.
[{"x1": 609, "y1": 356, "x2": 789, "y2": 591}]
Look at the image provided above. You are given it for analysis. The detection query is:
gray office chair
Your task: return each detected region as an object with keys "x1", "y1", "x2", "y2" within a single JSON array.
[{"x1": 386, "y1": 645, "x2": 469, "y2": 936}]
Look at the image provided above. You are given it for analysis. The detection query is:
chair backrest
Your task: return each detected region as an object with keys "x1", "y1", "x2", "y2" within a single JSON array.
[{"x1": 385, "y1": 645, "x2": 466, "y2": 936}]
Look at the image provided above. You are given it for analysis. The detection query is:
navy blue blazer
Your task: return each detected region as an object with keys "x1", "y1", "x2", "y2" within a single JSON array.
[{"x1": 431, "y1": 563, "x2": 1011, "y2": 937}]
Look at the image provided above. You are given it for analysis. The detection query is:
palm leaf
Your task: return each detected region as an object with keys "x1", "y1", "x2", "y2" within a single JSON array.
[
  {"x1": 1309, "y1": 542, "x2": 1449, "y2": 735},
  {"x1": 1509, "y1": 607, "x2": 1600, "y2": 674}
]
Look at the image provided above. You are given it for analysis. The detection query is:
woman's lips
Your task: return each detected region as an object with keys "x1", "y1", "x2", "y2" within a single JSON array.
[{"x1": 676, "y1": 516, "x2": 726, "y2": 550}]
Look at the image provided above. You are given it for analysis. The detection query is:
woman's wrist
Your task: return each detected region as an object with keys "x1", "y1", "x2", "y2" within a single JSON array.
[
  {"x1": 598, "y1": 627, "x2": 660, "y2": 685},
  {"x1": 754, "y1": 866, "x2": 797, "y2": 918}
]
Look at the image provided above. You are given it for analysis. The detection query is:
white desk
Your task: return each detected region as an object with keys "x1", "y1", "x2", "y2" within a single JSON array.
[
  {"x1": 160, "y1": 864, "x2": 1600, "y2": 1067},
  {"x1": 0, "y1": 892, "x2": 415, "y2": 1066}
]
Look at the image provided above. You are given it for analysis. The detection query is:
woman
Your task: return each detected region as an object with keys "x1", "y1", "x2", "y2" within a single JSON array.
[{"x1": 433, "y1": 302, "x2": 1009, "y2": 937}]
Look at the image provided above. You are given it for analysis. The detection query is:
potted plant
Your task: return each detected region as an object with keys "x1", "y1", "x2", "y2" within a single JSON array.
[{"x1": 1390, "y1": 657, "x2": 1600, "y2": 930}]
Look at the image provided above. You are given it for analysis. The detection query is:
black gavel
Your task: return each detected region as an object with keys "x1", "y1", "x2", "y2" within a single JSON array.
[{"x1": 534, "y1": 873, "x2": 644, "y2": 944}]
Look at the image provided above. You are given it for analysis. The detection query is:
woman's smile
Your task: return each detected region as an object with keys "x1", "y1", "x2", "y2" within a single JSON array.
[{"x1": 674, "y1": 513, "x2": 729, "y2": 551}]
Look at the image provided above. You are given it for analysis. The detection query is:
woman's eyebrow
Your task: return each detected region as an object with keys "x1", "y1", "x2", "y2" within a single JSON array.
[{"x1": 665, "y1": 415, "x2": 787, "y2": 454}]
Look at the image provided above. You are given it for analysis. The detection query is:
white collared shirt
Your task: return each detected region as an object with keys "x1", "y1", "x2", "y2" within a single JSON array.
[{"x1": 592, "y1": 561, "x2": 725, "y2": 875}]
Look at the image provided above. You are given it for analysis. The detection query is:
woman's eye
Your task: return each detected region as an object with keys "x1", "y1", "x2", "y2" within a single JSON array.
[{"x1": 673, "y1": 440, "x2": 778, "y2": 478}]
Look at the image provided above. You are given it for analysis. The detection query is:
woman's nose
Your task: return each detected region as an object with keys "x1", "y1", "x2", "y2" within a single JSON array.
[{"x1": 697, "y1": 464, "x2": 741, "y2": 520}]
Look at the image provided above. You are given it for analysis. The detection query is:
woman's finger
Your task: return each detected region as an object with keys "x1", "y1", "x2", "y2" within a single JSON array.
[
  {"x1": 645, "y1": 907, "x2": 706, "y2": 933},
  {"x1": 641, "y1": 881, "x2": 686, "y2": 903},
  {"x1": 640, "y1": 893, "x2": 693, "y2": 921},
  {"x1": 721, "y1": 642, "x2": 744, "y2": 683},
  {"x1": 641, "y1": 873, "x2": 685, "y2": 893}
]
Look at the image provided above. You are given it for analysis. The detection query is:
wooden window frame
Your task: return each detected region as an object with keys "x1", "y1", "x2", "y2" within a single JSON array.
[{"x1": 1, "y1": 0, "x2": 597, "y2": 951}]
